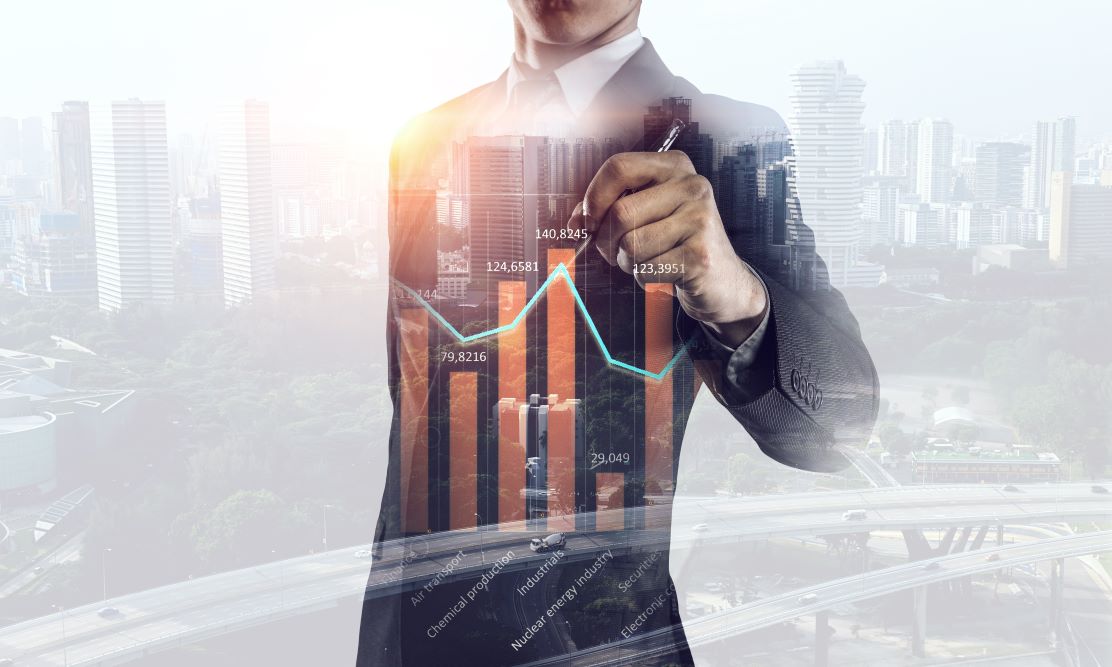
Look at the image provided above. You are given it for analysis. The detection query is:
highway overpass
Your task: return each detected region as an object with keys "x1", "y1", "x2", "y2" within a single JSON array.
[
  {"x1": 0, "y1": 483, "x2": 1108, "y2": 665},
  {"x1": 521, "y1": 529, "x2": 1112, "y2": 666}
]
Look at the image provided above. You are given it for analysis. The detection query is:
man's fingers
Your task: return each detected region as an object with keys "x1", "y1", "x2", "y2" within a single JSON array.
[
  {"x1": 594, "y1": 180, "x2": 695, "y2": 264},
  {"x1": 580, "y1": 151, "x2": 696, "y2": 233},
  {"x1": 611, "y1": 200, "x2": 701, "y2": 270}
]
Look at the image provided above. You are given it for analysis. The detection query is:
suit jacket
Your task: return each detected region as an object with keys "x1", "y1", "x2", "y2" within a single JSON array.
[{"x1": 359, "y1": 39, "x2": 879, "y2": 666}]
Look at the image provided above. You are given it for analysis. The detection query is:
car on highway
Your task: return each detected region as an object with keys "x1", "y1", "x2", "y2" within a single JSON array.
[
  {"x1": 1002, "y1": 484, "x2": 1021, "y2": 492},
  {"x1": 1092, "y1": 484, "x2": 1109, "y2": 494},
  {"x1": 97, "y1": 607, "x2": 121, "y2": 618},
  {"x1": 692, "y1": 523, "x2": 709, "y2": 533},
  {"x1": 797, "y1": 593, "x2": 819, "y2": 605},
  {"x1": 530, "y1": 533, "x2": 567, "y2": 553},
  {"x1": 985, "y1": 553, "x2": 1001, "y2": 562},
  {"x1": 354, "y1": 549, "x2": 374, "y2": 559},
  {"x1": 842, "y1": 509, "x2": 867, "y2": 521},
  {"x1": 922, "y1": 561, "x2": 942, "y2": 571}
]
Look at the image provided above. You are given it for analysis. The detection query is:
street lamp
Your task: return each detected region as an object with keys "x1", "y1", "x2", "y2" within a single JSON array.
[
  {"x1": 101, "y1": 547, "x2": 112, "y2": 602},
  {"x1": 51, "y1": 604, "x2": 68, "y2": 667},
  {"x1": 322, "y1": 504, "x2": 333, "y2": 550},
  {"x1": 271, "y1": 549, "x2": 285, "y2": 608},
  {"x1": 475, "y1": 513, "x2": 485, "y2": 565}
]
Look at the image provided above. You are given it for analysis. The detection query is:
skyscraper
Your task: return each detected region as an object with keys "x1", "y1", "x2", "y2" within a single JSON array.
[
  {"x1": 1049, "y1": 172, "x2": 1112, "y2": 269},
  {"x1": 717, "y1": 145, "x2": 761, "y2": 259},
  {"x1": 1024, "y1": 117, "x2": 1077, "y2": 210},
  {"x1": 877, "y1": 120, "x2": 907, "y2": 178},
  {"x1": 52, "y1": 102, "x2": 95, "y2": 235},
  {"x1": 90, "y1": 99, "x2": 173, "y2": 311},
  {"x1": 915, "y1": 118, "x2": 954, "y2": 204},
  {"x1": 20, "y1": 117, "x2": 46, "y2": 179},
  {"x1": 464, "y1": 135, "x2": 546, "y2": 293},
  {"x1": 787, "y1": 61, "x2": 881, "y2": 287},
  {"x1": 219, "y1": 100, "x2": 276, "y2": 306},
  {"x1": 974, "y1": 142, "x2": 1028, "y2": 207}
]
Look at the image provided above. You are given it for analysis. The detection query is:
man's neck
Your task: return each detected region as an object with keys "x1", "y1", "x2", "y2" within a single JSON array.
[{"x1": 512, "y1": 17, "x2": 640, "y2": 74}]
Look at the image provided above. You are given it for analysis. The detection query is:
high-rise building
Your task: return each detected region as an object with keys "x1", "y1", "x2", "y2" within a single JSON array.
[
  {"x1": 877, "y1": 120, "x2": 906, "y2": 178},
  {"x1": 20, "y1": 117, "x2": 46, "y2": 179},
  {"x1": 218, "y1": 100, "x2": 276, "y2": 306},
  {"x1": 1049, "y1": 172, "x2": 1112, "y2": 268},
  {"x1": 90, "y1": 99, "x2": 173, "y2": 311},
  {"x1": 717, "y1": 145, "x2": 760, "y2": 258},
  {"x1": 861, "y1": 127, "x2": 879, "y2": 175},
  {"x1": 0, "y1": 117, "x2": 19, "y2": 174},
  {"x1": 51, "y1": 102, "x2": 95, "y2": 235},
  {"x1": 1024, "y1": 117, "x2": 1076, "y2": 209},
  {"x1": 10, "y1": 212, "x2": 96, "y2": 298},
  {"x1": 953, "y1": 203, "x2": 997, "y2": 249},
  {"x1": 904, "y1": 120, "x2": 920, "y2": 190},
  {"x1": 974, "y1": 142, "x2": 1028, "y2": 207},
  {"x1": 915, "y1": 118, "x2": 954, "y2": 204},
  {"x1": 897, "y1": 202, "x2": 942, "y2": 247},
  {"x1": 861, "y1": 176, "x2": 904, "y2": 247},
  {"x1": 787, "y1": 61, "x2": 882, "y2": 287},
  {"x1": 645, "y1": 97, "x2": 714, "y2": 176},
  {"x1": 464, "y1": 135, "x2": 546, "y2": 293}
]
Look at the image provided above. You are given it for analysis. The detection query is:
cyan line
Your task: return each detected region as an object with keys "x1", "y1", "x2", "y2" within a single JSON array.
[{"x1": 393, "y1": 263, "x2": 690, "y2": 380}]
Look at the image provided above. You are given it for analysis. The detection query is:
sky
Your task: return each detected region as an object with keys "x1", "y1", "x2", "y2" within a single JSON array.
[{"x1": 4, "y1": 0, "x2": 1109, "y2": 150}]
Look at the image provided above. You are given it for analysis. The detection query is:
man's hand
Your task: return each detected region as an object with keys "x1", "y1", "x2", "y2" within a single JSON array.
[{"x1": 571, "y1": 150, "x2": 768, "y2": 348}]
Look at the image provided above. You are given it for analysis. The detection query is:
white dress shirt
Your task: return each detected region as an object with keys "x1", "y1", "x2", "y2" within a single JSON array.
[
  {"x1": 504, "y1": 29, "x2": 645, "y2": 117},
  {"x1": 494, "y1": 30, "x2": 645, "y2": 136}
]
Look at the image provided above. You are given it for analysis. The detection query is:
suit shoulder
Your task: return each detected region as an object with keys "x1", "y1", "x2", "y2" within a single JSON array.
[
  {"x1": 674, "y1": 78, "x2": 789, "y2": 139},
  {"x1": 392, "y1": 80, "x2": 498, "y2": 161}
]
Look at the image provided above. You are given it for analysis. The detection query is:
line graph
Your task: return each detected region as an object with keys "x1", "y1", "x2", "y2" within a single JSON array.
[{"x1": 393, "y1": 263, "x2": 690, "y2": 381}]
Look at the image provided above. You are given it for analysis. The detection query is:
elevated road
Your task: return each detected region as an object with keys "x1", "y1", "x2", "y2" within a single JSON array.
[
  {"x1": 0, "y1": 483, "x2": 1108, "y2": 665},
  {"x1": 523, "y1": 529, "x2": 1112, "y2": 666}
]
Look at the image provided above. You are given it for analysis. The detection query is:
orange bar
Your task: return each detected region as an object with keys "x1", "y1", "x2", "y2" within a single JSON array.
[
  {"x1": 595, "y1": 472, "x2": 625, "y2": 531},
  {"x1": 644, "y1": 284, "x2": 674, "y2": 496},
  {"x1": 449, "y1": 372, "x2": 478, "y2": 530},
  {"x1": 498, "y1": 281, "x2": 527, "y2": 527},
  {"x1": 547, "y1": 399, "x2": 576, "y2": 531},
  {"x1": 399, "y1": 308, "x2": 429, "y2": 533},
  {"x1": 546, "y1": 248, "x2": 575, "y2": 402}
]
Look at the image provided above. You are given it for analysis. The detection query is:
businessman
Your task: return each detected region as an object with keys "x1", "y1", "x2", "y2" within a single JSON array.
[{"x1": 360, "y1": 1, "x2": 878, "y2": 664}]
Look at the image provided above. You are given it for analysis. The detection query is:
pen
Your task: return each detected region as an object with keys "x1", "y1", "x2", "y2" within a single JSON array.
[{"x1": 571, "y1": 118, "x2": 688, "y2": 261}]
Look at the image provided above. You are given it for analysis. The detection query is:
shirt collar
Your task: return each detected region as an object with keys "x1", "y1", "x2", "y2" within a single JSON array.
[{"x1": 505, "y1": 29, "x2": 645, "y2": 118}]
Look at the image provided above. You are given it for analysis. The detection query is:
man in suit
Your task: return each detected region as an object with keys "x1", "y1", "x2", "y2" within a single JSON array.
[{"x1": 360, "y1": 1, "x2": 878, "y2": 664}]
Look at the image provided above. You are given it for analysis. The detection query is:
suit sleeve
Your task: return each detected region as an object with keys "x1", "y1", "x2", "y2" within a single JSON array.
[{"x1": 690, "y1": 132, "x2": 879, "y2": 473}]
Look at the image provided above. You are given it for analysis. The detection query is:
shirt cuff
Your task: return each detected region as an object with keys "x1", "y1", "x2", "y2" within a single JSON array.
[{"x1": 698, "y1": 267, "x2": 771, "y2": 388}]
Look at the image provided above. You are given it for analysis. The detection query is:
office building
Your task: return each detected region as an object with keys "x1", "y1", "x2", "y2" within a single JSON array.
[
  {"x1": 461, "y1": 135, "x2": 546, "y2": 293},
  {"x1": 90, "y1": 99, "x2": 173, "y2": 311},
  {"x1": 1024, "y1": 117, "x2": 1076, "y2": 210},
  {"x1": 1049, "y1": 172, "x2": 1112, "y2": 268},
  {"x1": 10, "y1": 212, "x2": 96, "y2": 298},
  {"x1": 916, "y1": 118, "x2": 954, "y2": 204},
  {"x1": 219, "y1": 100, "x2": 276, "y2": 306},
  {"x1": 51, "y1": 102, "x2": 95, "y2": 235},
  {"x1": 787, "y1": 61, "x2": 882, "y2": 287},
  {"x1": 974, "y1": 142, "x2": 1028, "y2": 207}
]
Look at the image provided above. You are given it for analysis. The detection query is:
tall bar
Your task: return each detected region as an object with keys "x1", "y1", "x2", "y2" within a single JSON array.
[
  {"x1": 498, "y1": 281, "x2": 527, "y2": 526},
  {"x1": 399, "y1": 308, "x2": 429, "y2": 533},
  {"x1": 547, "y1": 397, "x2": 579, "y2": 531},
  {"x1": 644, "y1": 284, "x2": 674, "y2": 495},
  {"x1": 449, "y1": 372, "x2": 478, "y2": 530},
  {"x1": 546, "y1": 248, "x2": 576, "y2": 401}
]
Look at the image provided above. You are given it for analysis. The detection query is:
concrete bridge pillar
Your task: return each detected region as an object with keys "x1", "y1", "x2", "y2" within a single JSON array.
[
  {"x1": 815, "y1": 610, "x2": 830, "y2": 667},
  {"x1": 911, "y1": 584, "x2": 928, "y2": 657}
]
